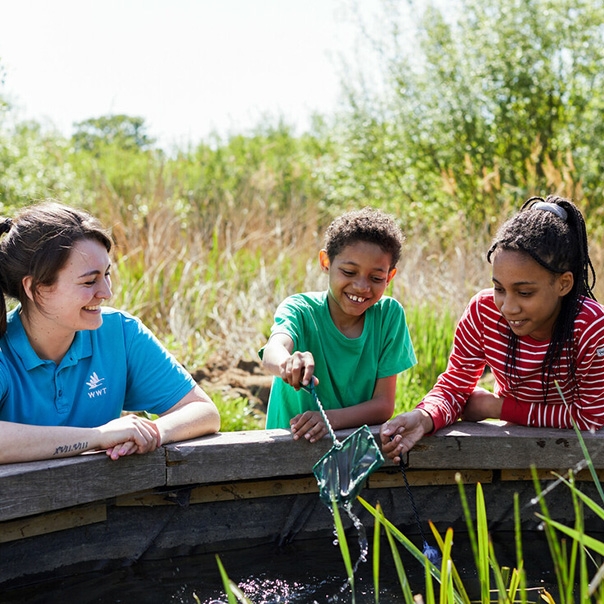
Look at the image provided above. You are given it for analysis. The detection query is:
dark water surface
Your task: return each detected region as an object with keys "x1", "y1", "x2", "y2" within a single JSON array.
[{"x1": 0, "y1": 531, "x2": 560, "y2": 604}]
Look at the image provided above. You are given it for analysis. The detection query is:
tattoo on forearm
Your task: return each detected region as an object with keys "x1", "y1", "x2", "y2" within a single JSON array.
[{"x1": 53, "y1": 441, "x2": 89, "y2": 456}]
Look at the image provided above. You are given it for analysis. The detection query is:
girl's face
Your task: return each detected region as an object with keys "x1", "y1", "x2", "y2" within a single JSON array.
[
  {"x1": 319, "y1": 240, "x2": 396, "y2": 325},
  {"x1": 491, "y1": 249, "x2": 573, "y2": 341},
  {"x1": 25, "y1": 238, "x2": 112, "y2": 335}
]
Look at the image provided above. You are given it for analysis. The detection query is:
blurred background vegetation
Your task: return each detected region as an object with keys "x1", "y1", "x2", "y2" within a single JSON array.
[{"x1": 1, "y1": 0, "x2": 604, "y2": 429}]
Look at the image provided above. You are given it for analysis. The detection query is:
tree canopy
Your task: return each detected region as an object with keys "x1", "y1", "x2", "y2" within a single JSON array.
[
  {"x1": 72, "y1": 114, "x2": 156, "y2": 153},
  {"x1": 321, "y1": 0, "x2": 604, "y2": 230}
]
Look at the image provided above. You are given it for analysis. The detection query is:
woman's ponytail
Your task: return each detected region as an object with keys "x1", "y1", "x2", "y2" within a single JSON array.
[{"x1": 0, "y1": 216, "x2": 12, "y2": 337}]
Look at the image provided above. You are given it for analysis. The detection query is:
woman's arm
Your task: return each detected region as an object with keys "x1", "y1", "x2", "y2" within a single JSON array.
[
  {"x1": 0, "y1": 414, "x2": 161, "y2": 465},
  {"x1": 0, "y1": 384, "x2": 220, "y2": 465},
  {"x1": 154, "y1": 384, "x2": 220, "y2": 445}
]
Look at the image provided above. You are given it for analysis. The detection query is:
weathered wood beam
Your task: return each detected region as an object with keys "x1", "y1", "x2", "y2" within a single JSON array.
[
  {"x1": 410, "y1": 421, "x2": 604, "y2": 470},
  {"x1": 1, "y1": 421, "x2": 603, "y2": 523},
  {"x1": 0, "y1": 449, "x2": 165, "y2": 522}
]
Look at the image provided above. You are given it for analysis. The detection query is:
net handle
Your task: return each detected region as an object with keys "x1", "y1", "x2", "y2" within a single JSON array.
[{"x1": 301, "y1": 381, "x2": 341, "y2": 446}]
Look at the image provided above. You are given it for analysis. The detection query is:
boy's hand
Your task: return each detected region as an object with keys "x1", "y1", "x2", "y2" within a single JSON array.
[
  {"x1": 290, "y1": 411, "x2": 327, "y2": 443},
  {"x1": 279, "y1": 351, "x2": 316, "y2": 389},
  {"x1": 380, "y1": 409, "x2": 433, "y2": 463}
]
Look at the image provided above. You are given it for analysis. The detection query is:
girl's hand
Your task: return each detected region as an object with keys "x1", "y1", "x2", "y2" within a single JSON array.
[
  {"x1": 380, "y1": 409, "x2": 433, "y2": 463},
  {"x1": 290, "y1": 411, "x2": 327, "y2": 443}
]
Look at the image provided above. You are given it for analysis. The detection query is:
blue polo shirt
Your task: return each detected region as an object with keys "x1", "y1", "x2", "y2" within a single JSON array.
[{"x1": 0, "y1": 306, "x2": 195, "y2": 427}]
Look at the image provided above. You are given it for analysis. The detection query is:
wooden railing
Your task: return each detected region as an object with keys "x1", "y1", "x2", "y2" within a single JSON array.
[
  {"x1": 1, "y1": 421, "x2": 604, "y2": 585},
  {"x1": 2, "y1": 421, "x2": 604, "y2": 523}
]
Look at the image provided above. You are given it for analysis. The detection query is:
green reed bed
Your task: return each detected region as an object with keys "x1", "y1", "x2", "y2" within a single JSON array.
[
  {"x1": 212, "y1": 408, "x2": 604, "y2": 602},
  {"x1": 214, "y1": 472, "x2": 604, "y2": 603}
]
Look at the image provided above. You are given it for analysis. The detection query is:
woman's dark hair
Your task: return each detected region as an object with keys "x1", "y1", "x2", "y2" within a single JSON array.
[
  {"x1": 0, "y1": 201, "x2": 112, "y2": 337},
  {"x1": 486, "y1": 195, "x2": 596, "y2": 401},
  {"x1": 324, "y1": 207, "x2": 404, "y2": 269}
]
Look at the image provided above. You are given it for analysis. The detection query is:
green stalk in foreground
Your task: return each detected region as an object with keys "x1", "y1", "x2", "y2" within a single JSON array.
[
  {"x1": 330, "y1": 497, "x2": 356, "y2": 602},
  {"x1": 215, "y1": 554, "x2": 253, "y2": 604},
  {"x1": 373, "y1": 503, "x2": 383, "y2": 604}
]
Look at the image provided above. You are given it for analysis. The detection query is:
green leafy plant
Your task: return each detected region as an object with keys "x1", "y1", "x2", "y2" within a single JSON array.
[{"x1": 331, "y1": 497, "x2": 357, "y2": 600}]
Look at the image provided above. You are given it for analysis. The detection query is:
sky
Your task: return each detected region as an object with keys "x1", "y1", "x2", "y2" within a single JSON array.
[{"x1": 0, "y1": 0, "x2": 383, "y2": 149}]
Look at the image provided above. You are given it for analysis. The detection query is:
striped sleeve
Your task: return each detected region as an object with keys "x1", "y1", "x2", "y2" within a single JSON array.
[
  {"x1": 416, "y1": 293, "x2": 488, "y2": 432},
  {"x1": 500, "y1": 299, "x2": 604, "y2": 431}
]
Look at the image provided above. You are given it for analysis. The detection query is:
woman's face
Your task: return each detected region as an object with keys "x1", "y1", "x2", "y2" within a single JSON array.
[{"x1": 28, "y1": 238, "x2": 113, "y2": 335}]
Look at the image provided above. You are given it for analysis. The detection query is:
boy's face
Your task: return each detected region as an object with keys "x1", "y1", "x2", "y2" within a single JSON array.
[{"x1": 320, "y1": 240, "x2": 396, "y2": 322}]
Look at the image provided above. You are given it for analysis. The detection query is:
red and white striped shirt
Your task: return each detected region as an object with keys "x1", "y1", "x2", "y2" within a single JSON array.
[{"x1": 417, "y1": 289, "x2": 604, "y2": 432}]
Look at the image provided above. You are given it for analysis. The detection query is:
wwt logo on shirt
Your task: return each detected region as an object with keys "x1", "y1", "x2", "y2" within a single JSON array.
[{"x1": 86, "y1": 372, "x2": 107, "y2": 398}]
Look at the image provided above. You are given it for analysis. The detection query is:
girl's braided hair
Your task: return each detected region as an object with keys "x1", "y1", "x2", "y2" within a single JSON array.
[{"x1": 486, "y1": 195, "x2": 596, "y2": 401}]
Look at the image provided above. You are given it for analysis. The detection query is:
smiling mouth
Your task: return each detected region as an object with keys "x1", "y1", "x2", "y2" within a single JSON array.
[
  {"x1": 507, "y1": 319, "x2": 527, "y2": 327},
  {"x1": 346, "y1": 293, "x2": 368, "y2": 303}
]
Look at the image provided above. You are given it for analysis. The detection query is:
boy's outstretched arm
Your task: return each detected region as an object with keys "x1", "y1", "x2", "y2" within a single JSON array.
[
  {"x1": 291, "y1": 375, "x2": 397, "y2": 443},
  {"x1": 261, "y1": 333, "x2": 316, "y2": 389}
]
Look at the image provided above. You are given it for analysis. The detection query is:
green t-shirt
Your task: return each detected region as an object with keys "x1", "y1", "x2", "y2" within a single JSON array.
[{"x1": 260, "y1": 292, "x2": 417, "y2": 429}]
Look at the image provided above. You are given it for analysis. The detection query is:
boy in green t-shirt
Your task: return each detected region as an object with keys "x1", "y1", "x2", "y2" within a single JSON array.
[{"x1": 259, "y1": 207, "x2": 416, "y2": 443}]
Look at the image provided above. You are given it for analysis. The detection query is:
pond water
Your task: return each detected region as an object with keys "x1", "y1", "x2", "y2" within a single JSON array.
[{"x1": 0, "y1": 530, "x2": 560, "y2": 604}]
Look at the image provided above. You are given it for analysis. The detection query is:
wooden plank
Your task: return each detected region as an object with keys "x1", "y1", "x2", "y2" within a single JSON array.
[
  {"x1": 1, "y1": 421, "x2": 603, "y2": 588},
  {"x1": 2, "y1": 421, "x2": 603, "y2": 527},
  {"x1": 165, "y1": 429, "x2": 334, "y2": 485},
  {"x1": 501, "y1": 468, "x2": 604, "y2": 481},
  {"x1": 118, "y1": 469, "x2": 494, "y2": 508},
  {"x1": 0, "y1": 449, "x2": 165, "y2": 522},
  {"x1": 368, "y1": 469, "x2": 493, "y2": 488},
  {"x1": 0, "y1": 504, "x2": 106, "y2": 543},
  {"x1": 164, "y1": 423, "x2": 604, "y2": 486},
  {"x1": 403, "y1": 421, "x2": 604, "y2": 470},
  {"x1": 116, "y1": 476, "x2": 320, "y2": 506}
]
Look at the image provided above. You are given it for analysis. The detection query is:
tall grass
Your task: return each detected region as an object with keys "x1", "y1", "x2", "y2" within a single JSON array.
[
  {"x1": 7, "y1": 120, "x2": 604, "y2": 429},
  {"x1": 99, "y1": 193, "x2": 603, "y2": 429},
  {"x1": 100, "y1": 188, "x2": 469, "y2": 425}
]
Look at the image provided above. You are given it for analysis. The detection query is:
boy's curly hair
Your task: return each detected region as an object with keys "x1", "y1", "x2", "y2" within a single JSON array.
[{"x1": 323, "y1": 207, "x2": 404, "y2": 269}]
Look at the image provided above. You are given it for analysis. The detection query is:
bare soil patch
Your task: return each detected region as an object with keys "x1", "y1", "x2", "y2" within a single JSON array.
[{"x1": 190, "y1": 357, "x2": 272, "y2": 412}]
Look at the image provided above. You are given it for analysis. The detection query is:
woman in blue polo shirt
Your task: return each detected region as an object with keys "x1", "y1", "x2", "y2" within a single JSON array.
[{"x1": 0, "y1": 201, "x2": 220, "y2": 464}]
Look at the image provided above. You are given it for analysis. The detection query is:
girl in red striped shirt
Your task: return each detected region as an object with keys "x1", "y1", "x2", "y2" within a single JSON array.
[{"x1": 381, "y1": 195, "x2": 604, "y2": 462}]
